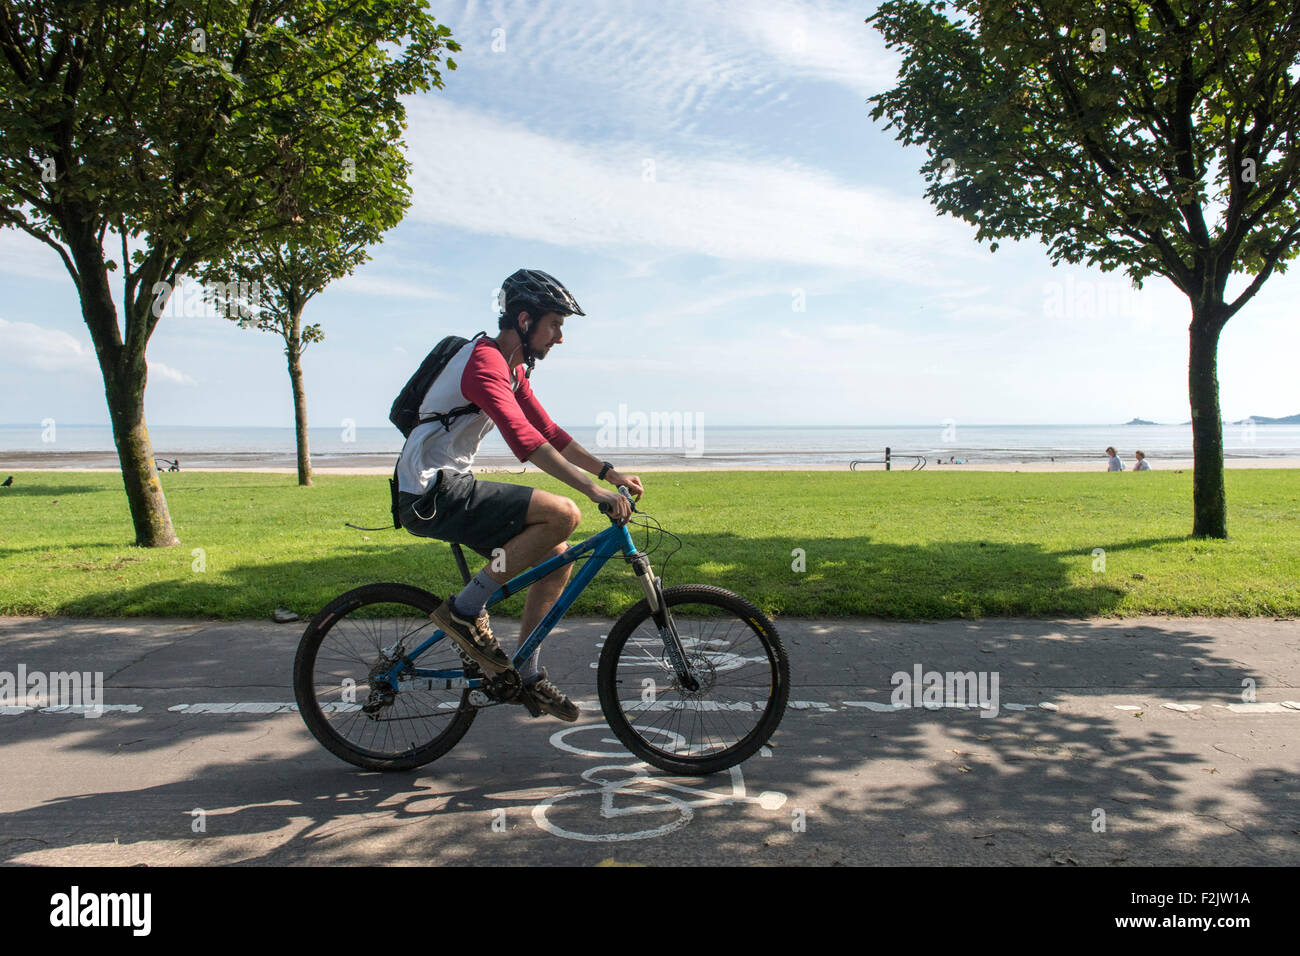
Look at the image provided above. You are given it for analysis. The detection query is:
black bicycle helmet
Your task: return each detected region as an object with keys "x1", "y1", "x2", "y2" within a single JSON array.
[
  {"x1": 497, "y1": 269, "x2": 585, "y2": 318},
  {"x1": 497, "y1": 269, "x2": 585, "y2": 374}
]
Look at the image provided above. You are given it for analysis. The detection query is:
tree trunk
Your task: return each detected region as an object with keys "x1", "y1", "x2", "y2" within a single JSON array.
[
  {"x1": 1188, "y1": 314, "x2": 1227, "y2": 539},
  {"x1": 103, "y1": 361, "x2": 179, "y2": 546},
  {"x1": 287, "y1": 331, "x2": 312, "y2": 487},
  {"x1": 72, "y1": 236, "x2": 179, "y2": 547}
]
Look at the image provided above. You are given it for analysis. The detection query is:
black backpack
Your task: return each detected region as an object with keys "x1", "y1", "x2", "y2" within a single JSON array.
[
  {"x1": 387, "y1": 331, "x2": 522, "y2": 527},
  {"x1": 390, "y1": 332, "x2": 478, "y2": 438}
]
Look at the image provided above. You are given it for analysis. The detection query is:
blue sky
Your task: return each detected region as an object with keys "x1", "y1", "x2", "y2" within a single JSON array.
[{"x1": 1, "y1": 0, "x2": 1298, "y2": 430}]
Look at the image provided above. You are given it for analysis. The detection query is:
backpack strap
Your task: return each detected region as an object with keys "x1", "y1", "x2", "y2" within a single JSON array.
[
  {"x1": 389, "y1": 462, "x2": 402, "y2": 529},
  {"x1": 416, "y1": 332, "x2": 488, "y2": 432},
  {"x1": 418, "y1": 401, "x2": 481, "y2": 432}
]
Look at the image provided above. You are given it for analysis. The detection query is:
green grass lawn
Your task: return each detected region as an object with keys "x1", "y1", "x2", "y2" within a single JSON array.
[{"x1": 1, "y1": 469, "x2": 1297, "y2": 620}]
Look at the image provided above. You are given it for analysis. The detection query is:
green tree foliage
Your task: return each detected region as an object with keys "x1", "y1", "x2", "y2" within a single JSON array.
[
  {"x1": 866, "y1": 0, "x2": 1300, "y2": 537},
  {"x1": 0, "y1": 0, "x2": 457, "y2": 544},
  {"x1": 197, "y1": 136, "x2": 411, "y2": 487}
]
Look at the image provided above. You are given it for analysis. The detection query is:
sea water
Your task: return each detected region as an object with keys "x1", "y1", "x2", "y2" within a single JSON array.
[{"x1": 2, "y1": 422, "x2": 1298, "y2": 468}]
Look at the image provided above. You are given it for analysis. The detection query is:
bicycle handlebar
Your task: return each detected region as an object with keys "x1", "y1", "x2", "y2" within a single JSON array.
[{"x1": 598, "y1": 485, "x2": 637, "y2": 520}]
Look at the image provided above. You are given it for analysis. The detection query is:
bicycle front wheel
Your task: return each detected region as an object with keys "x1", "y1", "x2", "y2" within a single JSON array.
[
  {"x1": 293, "y1": 583, "x2": 476, "y2": 771},
  {"x1": 597, "y1": 585, "x2": 789, "y2": 775}
]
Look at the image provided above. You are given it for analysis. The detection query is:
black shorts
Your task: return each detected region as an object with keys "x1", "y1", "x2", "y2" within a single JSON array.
[{"x1": 397, "y1": 469, "x2": 533, "y2": 561}]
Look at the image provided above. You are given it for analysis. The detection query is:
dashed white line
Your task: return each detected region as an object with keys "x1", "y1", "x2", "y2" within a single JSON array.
[
  {"x1": 3, "y1": 699, "x2": 1299, "y2": 718},
  {"x1": 1220, "y1": 701, "x2": 1300, "y2": 714},
  {"x1": 844, "y1": 701, "x2": 904, "y2": 711},
  {"x1": 169, "y1": 702, "x2": 298, "y2": 714},
  {"x1": 1, "y1": 704, "x2": 142, "y2": 715}
]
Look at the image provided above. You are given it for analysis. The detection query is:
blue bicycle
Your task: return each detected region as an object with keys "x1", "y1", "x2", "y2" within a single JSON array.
[{"x1": 293, "y1": 487, "x2": 789, "y2": 776}]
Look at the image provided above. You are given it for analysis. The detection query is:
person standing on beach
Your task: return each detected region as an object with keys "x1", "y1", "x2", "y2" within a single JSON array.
[
  {"x1": 394, "y1": 269, "x2": 643, "y2": 722},
  {"x1": 1134, "y1": 450, "x2": 1151, "y2": 471},
  {"x1": 1106, "y1": 446, "x2": 1124, "y2": 471}
]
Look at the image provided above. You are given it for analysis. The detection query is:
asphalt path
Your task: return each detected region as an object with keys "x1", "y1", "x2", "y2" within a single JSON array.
[{"x1": 1, "y1": 614, "x2": 1297, "y2": 866}]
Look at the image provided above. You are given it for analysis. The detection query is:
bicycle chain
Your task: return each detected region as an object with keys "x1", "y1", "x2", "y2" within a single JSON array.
[{"x1": 458, "y1": 651, "x2": 530, "y2": 710}]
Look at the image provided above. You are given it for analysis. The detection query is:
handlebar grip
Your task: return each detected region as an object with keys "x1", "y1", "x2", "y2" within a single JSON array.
[{"x1": 599, "y1": 485, "x2": 636, "y2": 516}]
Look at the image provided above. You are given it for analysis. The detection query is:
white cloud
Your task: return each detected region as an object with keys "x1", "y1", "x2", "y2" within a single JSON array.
[
  {"x1": 330, "y1": 271, "x2": 455, "y2": 300},
  {"x1": 0, "y1": 230, "x2": 68, "y2": 282},
  {"x1": 454, "y1": 0, "x2": 897, "y2": 127},
  {"x1": 404, "y1": 98, "x2": 979, "y2": 278},
  {"x1": 733, "y1": 0, "x2": 901, "y2": 96},
  {"x1": 0, "y1": 317, "x2": 94, "y2": 371},
  {"x1": 0, "y1": 318, "x2": 193, "y2": 386},
  {"x1": 670, "y1": 283, "x2": 804, "y2": 318},
  {"x1": 147, "y1": 360, "x2": 197, "y2": 386}
]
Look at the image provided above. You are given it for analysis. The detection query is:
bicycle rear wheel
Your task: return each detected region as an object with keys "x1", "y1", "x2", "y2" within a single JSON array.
[
  {"x1": 293, "y1": 583, "x2": 476, "y2": 771},
  {"x1": 597, "y1": 585, "x2": 789, "y2": 775}
]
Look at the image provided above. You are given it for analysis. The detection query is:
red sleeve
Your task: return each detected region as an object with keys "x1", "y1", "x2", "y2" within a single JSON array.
[
  {"x1": 459, "y1": 340, "x2": 559, "y2": 461},
  {"x1": 515, "y1": 373, "x2": 573, "y2": 454}
]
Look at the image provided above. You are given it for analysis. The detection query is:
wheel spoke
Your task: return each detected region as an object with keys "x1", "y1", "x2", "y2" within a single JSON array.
[
  {"x1": 600, "y1": 589, "x2": 787, "y2": 770},
  {"x1": 295, "y1": 588, "x2": 475, "y2": 769}
]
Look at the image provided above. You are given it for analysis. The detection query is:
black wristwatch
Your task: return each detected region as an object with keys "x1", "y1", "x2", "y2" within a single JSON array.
[{"x1": 598, "y1": 461, "x2": 613, "y2": 481}]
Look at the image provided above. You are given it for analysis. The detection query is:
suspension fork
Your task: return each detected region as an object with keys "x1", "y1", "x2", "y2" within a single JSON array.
[{"x1": 628, "y1": 552, "x2": 700, "y2": 692}]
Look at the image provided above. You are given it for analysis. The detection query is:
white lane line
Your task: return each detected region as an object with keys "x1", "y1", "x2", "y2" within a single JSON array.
[
  {"x1": 1219, "y1": 701, "x2": 1300, "y2": 714},
  {"x1": 44, "y1": 704, "x2": 143, "y2": 715},
  {"x1": 844, "y1": 701, "x2": 905, "y2": 711},
  {"x1": 6, "y1": 699, "x2": 1299, "y2": 718},
  {"x1": 169, "y1": 702, "x2": 298, "y2": 714},
  {"x1": 2, "y1": 704, "x2": 142, "y2": 714}
]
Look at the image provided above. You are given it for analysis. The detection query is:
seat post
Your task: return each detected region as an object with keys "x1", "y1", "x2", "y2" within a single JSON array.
[{"x1": 450, "y1": 542, "x2": 472, "y2": 586}]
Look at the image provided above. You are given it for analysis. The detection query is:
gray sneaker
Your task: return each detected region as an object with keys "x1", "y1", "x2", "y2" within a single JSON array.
[
  {"x1": 517, "y1": 667, "x2": 581, "y2": 722},
  {"x1": 429, "y1": 598, "x2": 514, "y2": 676}
]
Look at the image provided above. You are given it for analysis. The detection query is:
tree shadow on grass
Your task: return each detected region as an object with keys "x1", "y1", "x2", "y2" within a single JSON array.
[
  {"x1": 44, "y1": 534, "x2": 1135, "y2": 620},
  {"x1": 0, "y1": 484, "x2": 107, "y2": 497}
]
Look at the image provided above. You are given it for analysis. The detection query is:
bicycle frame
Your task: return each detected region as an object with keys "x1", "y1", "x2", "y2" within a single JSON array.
[{"x1": 379, "y1": 520, "x2": 642, "y2": 687}]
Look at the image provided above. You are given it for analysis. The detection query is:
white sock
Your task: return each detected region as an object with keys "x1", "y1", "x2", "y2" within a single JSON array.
[
  {"x1": 519, "y1": 652, "x2": 542, "y2": 683},
  {"x1": 451, "y1": 568, "x2": 498, "y2": 618}
]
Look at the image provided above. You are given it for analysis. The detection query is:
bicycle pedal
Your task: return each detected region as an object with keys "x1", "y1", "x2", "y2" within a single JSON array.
[{"x1": 517, "y1": 689, "x2": 544, "y2": 718}]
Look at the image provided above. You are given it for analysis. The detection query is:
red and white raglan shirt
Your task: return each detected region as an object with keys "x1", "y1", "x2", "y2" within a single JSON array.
[{"x1": 396, "y1": 336, "x2": 573, "y2": 494}]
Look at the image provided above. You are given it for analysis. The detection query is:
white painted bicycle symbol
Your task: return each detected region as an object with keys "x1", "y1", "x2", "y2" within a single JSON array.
[
  {"x1": 527, "y1": 724, "x2": 788, "y2": 843},
  {"x1": 589, "y1": 635, "x2": 768, "y2": 674}
]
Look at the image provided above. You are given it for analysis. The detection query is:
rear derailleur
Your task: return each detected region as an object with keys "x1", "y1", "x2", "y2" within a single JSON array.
[{"x1": 361, "y1": 644, "x2": 405, "y2": 716}]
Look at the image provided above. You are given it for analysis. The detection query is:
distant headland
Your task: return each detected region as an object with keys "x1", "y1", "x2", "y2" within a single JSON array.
[{"x1": 1126, "y1": 413, "x2": 1300, "y2": 426}]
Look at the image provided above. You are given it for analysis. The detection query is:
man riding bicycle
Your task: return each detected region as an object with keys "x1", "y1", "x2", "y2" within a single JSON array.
[{"x1": 395, "y1": 269, "x2": 643, "y2": 722}]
